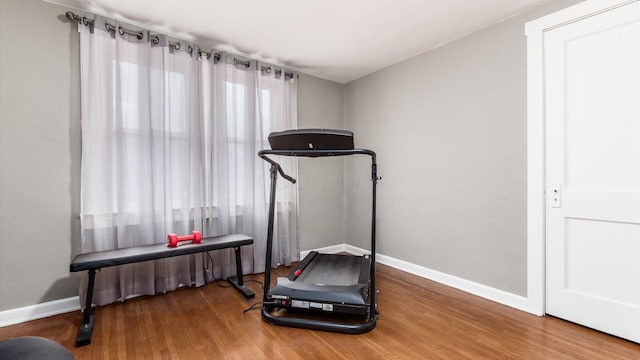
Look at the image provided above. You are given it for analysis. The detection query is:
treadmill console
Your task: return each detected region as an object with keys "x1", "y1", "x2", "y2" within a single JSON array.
[{"x1": 268, "y1": 129, "x2": 354, "y2": 150}]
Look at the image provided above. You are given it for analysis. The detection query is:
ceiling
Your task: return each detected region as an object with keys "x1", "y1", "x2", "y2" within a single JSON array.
[{"x1": 46, "y1": 0, "x2": 551, "y2": 83}]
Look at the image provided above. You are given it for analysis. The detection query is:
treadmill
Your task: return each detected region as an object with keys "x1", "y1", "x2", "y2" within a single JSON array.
[{"x1": 259, "y1": 128, "x2": 379, "y2": 333}]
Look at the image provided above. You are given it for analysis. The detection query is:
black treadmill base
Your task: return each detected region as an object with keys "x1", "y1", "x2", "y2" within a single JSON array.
[{"x1": 262, "y1": 307, "x2": 376, "y2": 334}]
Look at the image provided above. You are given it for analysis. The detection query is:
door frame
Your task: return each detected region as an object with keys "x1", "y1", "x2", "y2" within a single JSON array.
[{"x1": 524, "y1": 0, "x2": 637, "y2": 316}]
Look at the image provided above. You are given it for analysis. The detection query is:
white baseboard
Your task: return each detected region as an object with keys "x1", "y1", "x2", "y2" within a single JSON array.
[
  {"x1": 305, "y1": 244, "x2": 535, "y2": 315},
  {"x1": 0, "y1": 296, "x2": 80, "y2": 327}
]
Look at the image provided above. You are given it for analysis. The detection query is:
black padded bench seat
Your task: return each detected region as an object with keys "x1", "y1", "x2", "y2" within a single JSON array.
[
  {"x1": 71, "y1": 233, "x2": 253, "y2": 271},
  {"x1": 70, "y1": 233, "x2": 254, "y2": 347}
]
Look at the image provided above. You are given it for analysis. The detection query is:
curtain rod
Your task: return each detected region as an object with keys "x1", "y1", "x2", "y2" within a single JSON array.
[{"x1": 64, "y1": 11, "x2": 297, "y2": 80}]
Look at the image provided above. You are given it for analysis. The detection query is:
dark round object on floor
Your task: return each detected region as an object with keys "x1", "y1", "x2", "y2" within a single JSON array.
[{"x1": 0, "y1": 336, "x2": 74, "y2": 360}]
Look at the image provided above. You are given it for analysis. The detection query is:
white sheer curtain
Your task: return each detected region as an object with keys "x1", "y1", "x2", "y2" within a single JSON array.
[{"x1": 79, "y1": 16, "x2": 298, "y2": 307}]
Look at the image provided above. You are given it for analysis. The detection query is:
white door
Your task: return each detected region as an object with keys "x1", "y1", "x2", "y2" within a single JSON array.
[{"x1": 545, "y1": 1, "x2": 640, "y2": 343}]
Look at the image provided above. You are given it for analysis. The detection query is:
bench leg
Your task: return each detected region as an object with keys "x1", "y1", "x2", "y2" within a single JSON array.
[
  {"x1": 227, "y1": 246, "x2": 255, "y2": 299},
  {"x1": 76, "y1": 269, "x2": 96, "y2": 347}
]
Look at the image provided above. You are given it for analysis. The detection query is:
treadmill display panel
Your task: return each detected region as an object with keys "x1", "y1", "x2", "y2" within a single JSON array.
[{"x1": 268, "y1": 129, "x2": 354, "y2": 150}]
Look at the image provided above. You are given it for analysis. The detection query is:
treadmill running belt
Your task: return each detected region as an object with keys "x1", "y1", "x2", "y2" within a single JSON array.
[
  {"x1": 268, "y1": 253, "x2": 371, "y2": 313},
  {"x1": 296, "y1": 254, "x2": 363, "y2": 286}
]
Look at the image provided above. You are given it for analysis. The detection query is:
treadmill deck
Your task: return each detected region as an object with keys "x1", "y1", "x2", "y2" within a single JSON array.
[{"x1": 268, "y1": 253, "x2": 371, "y2": 316}]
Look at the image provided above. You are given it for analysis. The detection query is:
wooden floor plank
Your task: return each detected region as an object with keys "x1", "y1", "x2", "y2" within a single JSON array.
[{"x1": 1, "y1": 263, "x2": 638, "y2": 359}]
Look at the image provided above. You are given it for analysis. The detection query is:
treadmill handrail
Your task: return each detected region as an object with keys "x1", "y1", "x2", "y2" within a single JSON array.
[
  {"x1": 258, "y1": 148, "x2": 377, "y2": 184},
  {"x1": 259, "y1": 148, "x2": 376, "y2": 162},
  {"x1": 258, "y1": 152, "x2": 297, "y2": 184}
]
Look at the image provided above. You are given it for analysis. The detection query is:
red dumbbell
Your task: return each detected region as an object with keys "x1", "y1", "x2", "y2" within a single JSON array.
[{"x1": 167, "y1": 231, "x2": 202, "y2": 248}]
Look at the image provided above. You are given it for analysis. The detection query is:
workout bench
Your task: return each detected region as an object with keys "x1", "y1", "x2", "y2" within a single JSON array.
[{"x1": 70, "y1": 233, "x2": 254, "y2": 347}]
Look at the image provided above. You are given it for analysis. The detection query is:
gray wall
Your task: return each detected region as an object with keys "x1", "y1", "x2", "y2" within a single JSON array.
[
  {"x1": 343, "y1": 0, "x2": 584, "y2": 296},
  {"x1": 0, "y1": 0, "x2": 82, "y2": 311},
  {"x1": 0, "y1": 0, "x2": 344, "y2": 311},
  {"x1": 297, "y1": 74, "x2": 345, "y2": 251}
]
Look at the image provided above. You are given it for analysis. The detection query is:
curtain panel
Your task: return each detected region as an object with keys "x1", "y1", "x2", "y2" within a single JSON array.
[{"x1": 78, "y1": 16, "x2": 298, "y2": 307}]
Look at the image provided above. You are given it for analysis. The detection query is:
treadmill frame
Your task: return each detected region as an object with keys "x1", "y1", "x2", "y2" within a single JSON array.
[{"x1": 259, "y1": 148, "x2": 379, "y2": 334}]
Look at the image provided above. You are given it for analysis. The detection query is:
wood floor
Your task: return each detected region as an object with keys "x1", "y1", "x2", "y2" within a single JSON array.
[{"x1": 1, "y1": 263, "x2": 638, "y2": 359}]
